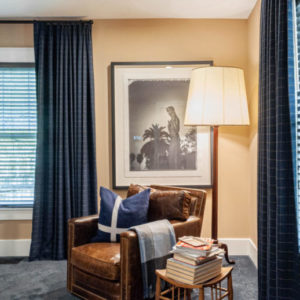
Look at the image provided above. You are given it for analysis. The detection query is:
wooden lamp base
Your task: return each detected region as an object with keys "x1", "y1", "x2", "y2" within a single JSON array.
[{"x1": 212, "y1": 126, "x2": 235, "y2": 265}]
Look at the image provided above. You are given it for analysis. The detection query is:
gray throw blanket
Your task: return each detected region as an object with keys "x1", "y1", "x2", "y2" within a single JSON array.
[{"x1": 130, "y1": 219, "x2": 176, "y2": 299}]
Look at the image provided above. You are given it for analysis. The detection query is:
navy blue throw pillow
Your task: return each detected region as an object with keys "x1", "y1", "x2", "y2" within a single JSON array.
[{"x1": 91, "y1": 187, "x2": 150, "y2": 242}]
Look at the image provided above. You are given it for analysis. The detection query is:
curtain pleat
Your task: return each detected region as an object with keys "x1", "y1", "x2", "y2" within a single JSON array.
[
  {"x1": 258, "y1": 1, "x2": 300, "y2": 299},
  {"x1": 29, "y1": 22, "x2": 97, "y2": 260}
]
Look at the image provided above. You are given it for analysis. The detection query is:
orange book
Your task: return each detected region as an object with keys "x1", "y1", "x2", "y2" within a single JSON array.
[{"x1": 176, "y1": 240, "x2": 213, "y2": 251}]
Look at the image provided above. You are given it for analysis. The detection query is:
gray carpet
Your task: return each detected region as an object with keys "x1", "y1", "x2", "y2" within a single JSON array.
[{"x1": 0, "y1": 256, "x2": 257, "y2": 299}]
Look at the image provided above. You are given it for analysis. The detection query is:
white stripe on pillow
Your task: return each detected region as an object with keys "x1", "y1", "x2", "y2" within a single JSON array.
[
  {"x1": 98, "y1": 195, "x2": 127, "y2": 242},
  {"x1": 98, "y1": 224, "x2": 128, "y2": 237}
]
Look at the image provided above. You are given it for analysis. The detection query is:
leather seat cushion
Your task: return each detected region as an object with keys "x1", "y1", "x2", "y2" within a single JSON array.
[{"x1": 71, "y1": 242, "x2": 120, "y2": 281}]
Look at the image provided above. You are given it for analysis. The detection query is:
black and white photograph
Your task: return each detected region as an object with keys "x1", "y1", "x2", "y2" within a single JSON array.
[
  {"x1": 112, "y1": 62, "x2": 213, "y2": 188},
  {"x1": 128, "y1": 79, "x2": 197, "y2": 172}
]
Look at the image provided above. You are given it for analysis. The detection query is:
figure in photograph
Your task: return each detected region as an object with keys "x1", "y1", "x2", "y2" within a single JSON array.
[
  {"x1": 166, "y1": 106, "x2": 180, "y2": 169},
  {"x1": 130, "y1": 153, "x2": 139, "y2": 171}
]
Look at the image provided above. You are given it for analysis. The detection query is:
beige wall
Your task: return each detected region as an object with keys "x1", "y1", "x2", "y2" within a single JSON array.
[
  {"x1": 0, "y1": 17, "x2": 258, "y2": 242},
  {"x1": 247, "y1": 0, "x2": 261, "y2": 246},
  {"x1": 93, "y1": 19, "x2": 249, "y2": 239},
  {"x1": 0, "y1": 24, "x2": 33, "y2": 47},
  {"x1": 0, "y1": 24, "x2": 34, "y2": 239}
]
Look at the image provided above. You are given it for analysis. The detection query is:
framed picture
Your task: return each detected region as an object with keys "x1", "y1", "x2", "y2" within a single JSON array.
[{"x1": 111, "y1": 61, "x2": 213, "y2": 189}]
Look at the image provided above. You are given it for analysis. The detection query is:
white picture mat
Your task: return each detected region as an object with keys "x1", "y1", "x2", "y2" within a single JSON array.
[{"x1": 113, "y1": 64, "x2": 212, "y2": 187}]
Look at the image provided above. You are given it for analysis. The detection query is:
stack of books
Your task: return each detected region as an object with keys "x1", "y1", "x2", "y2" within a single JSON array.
[{"x1": 166, "y1": 236, "x2": 224, "y2": 285}]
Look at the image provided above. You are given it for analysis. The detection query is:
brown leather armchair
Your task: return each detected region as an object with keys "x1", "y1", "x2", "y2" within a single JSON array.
[{"x1": 67, "y1": 185, "x2": 206, "y2": 300}]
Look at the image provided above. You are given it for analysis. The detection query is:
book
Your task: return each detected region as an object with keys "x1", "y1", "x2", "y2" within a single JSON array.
[
  {"x1": 173, "y1": 249, "x2": 224, "y2": 266},
  {"x1": 172, "y1": 242, "x2": 219, "y2": 257},
  {"x1": 166, "y1": 267, "x2": 222, "y2": 285},
  {"x1": 176, "y1": 240, "x2": 214, "y2": 251},
  {"x1": 166, "y1": 264, "x2": 221, "y2": 281},
  {"x1": 166, "y1": 253, "x2": 223, "y2": 285},
  {"x1": 176, "y1": 240, "x2": 213, "y2": 251},
  {"x1": 167, "y1": 257, "x2": 222, "y2": 275},
  {"x1": 167, "y1": 265, "x2": 221, "y2": 281},
  {"x1": 178, "y1": 236, "x2": 211, "y2": 247},
  {"x1": 166, "y1": 236, "x2": 224, "y2": 284}
]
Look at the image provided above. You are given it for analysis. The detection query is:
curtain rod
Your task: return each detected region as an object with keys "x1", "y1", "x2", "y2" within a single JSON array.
[{"x1": 0, "y1": 20, "x2": 93, "y2": 24}]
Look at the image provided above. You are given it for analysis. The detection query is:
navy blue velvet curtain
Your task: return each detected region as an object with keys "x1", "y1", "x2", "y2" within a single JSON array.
[
  {"x1": 29, "y1": 21, "x2": 98, "y2": 260},
  {"x1": 258, "y1": 1, "x2": 300, "y2": 299}
]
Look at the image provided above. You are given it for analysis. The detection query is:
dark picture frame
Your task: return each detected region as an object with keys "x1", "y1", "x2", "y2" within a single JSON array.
[{"x1": 111, "y1": 61, "x2": 213, "y2": 189}]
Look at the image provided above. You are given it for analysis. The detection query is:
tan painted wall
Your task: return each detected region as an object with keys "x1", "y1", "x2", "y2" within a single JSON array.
[
  {"x1": 0, "y1": 18, "x2": 254, "y2": 241},
  {"x1": 247, "y1": 0, "x2": 261, "y2": 247},
  {"x1": 93, "y1": 19, "x2": 249, "y2": 239},
  {"x1": 0, "y1": 24, "x2": 34, "y2": 239},
  {"x1": 0, "y1": 24, "x2": 33, "y2": 47}
]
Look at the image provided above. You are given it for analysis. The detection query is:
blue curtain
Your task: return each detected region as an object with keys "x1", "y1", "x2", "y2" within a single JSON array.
[
  {"x1": 29, "y1": 21, "x2": 98, "y2": 260},
  {"x1": 295, "y1": 0, "x2": 300, "y2": 250},
  {"x1": 258, "y1": 1, "x2": 300, "y2": 299}
]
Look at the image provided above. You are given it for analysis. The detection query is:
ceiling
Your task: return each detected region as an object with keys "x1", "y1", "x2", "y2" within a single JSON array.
[{"x1": 0, "y1": 0, "x2": 257, "y2": 20}]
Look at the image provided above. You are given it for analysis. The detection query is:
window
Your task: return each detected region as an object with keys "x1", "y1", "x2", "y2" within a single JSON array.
[{"x1": 0, "y1": 64, "x2": 37, "y2": 207}]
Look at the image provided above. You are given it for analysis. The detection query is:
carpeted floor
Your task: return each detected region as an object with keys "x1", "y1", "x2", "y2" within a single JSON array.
[{"x1": 0, "y1": 256, "x2": 257, "y2": 299}]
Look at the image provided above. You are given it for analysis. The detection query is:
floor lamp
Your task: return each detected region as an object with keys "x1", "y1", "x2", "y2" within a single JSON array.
[{"x1": 184, "y1": 66, "x2": 249, "y2": 264}]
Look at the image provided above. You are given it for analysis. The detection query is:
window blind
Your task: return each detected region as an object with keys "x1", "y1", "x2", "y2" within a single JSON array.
[{"x1": 0, "y1": 66, "x2": 37, "y2": 207}]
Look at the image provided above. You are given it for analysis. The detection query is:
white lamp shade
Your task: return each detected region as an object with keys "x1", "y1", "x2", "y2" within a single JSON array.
[{"x1": 184, "y1": 67, "x2": 250, "y2": 126}]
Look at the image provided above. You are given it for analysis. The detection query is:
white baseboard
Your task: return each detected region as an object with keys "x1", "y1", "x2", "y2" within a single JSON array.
[
  {"x1": 0, "y1": 238, "x2": 258, "y2": 267},
  {"x1": 0, "y1": 239, "x2": 31, "y2": 256},
  {"x1": 219, "y1": 238, "x2": 257, "y2": 268},
  {"x1": 248, "y1": 239, "x2": 258, "y2": 268}
]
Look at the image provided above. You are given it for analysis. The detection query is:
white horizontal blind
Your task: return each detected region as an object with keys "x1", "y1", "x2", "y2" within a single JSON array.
[{"x1": 0, "y1": 67, "x2": 37, "y2": 207}]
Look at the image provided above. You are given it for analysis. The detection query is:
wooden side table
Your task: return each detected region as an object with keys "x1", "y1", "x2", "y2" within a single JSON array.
[{"x1": 155, "y1": 267, "x2": 233, "y2": 300}]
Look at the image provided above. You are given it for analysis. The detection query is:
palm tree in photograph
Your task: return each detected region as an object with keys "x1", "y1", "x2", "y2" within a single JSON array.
[{"x1": 141, "y1": 124, "x2": 169, "y2": 170}]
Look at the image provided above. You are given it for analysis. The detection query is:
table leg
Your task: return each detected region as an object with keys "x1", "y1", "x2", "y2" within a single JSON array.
[
  {"x1": 228, "y1": 272, "x2": 233, "y2": 300},
  {"x1": 155, "y1": 275, "x2": 161, "y2": 300},
  {"x1": 198, "y1": 288, "x2": 204, "y2": 300},
  {"x1": 187, "y1": 288, "x2": 192, "y2": 300}
]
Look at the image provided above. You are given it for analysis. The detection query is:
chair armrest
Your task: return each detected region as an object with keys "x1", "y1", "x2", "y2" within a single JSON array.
[
  {"x1": 67, "y1": 214, "x2": 98, "y2": 291},
  {"x1": 120, "y1": 216, "x2": 201, "y2": 300},
  {"x1": 68, "y1": 214, "x2": 98, "y2": 249},
  {"x1": 120, "y1": 230, "x2": 143, "y2": 300}
]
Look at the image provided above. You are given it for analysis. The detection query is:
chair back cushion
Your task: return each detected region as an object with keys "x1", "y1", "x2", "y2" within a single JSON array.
[
  {"x1": 91, "y1": 187, "x2": 150, "y2": 242},
  {"x1": 127, "y1": 184, "x2": 191, "y2": 221},
  {"x1": 150, "y1": 185, "x2": 206, "y2": 219}
]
